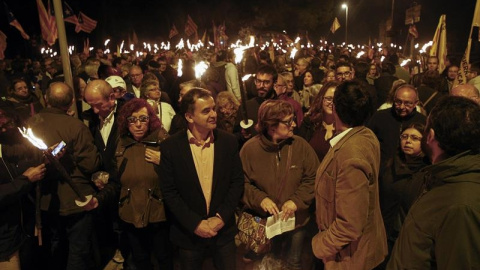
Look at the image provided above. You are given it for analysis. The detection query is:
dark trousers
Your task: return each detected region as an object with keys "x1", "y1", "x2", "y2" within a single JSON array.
[
  {"x1": 122, "y1": 221, "x2": 173, "y2": 270},
  {"x1": 42, "y1": 211, "x2": 94, "y2": 270},
  {"x1": 178, "y1": 240, "x2": 236, "y2": 270}
]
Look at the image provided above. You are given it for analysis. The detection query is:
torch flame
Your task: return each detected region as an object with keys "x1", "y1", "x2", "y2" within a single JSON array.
[
  {"x1": 290, "y1": 47, "x2": 298, "y2": 59},
  {"x1": 18, "y1": 127, "x2": 48, "y2": 150},
  {"x1": 104, "y1": 39, "x2": 110, "y2": 46},
  {"x1": 242, "y1": 74, "x2": 252, "y2": 81},
  {"x1": 194, "y1": 61, "x2": 209, "y2": 79},
  {"x1": 177, "y1": 59, "x2": 183, "y2": 77}
]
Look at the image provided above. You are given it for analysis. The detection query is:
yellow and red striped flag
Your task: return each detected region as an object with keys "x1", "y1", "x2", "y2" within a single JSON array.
[
  {"x1": 4, "y1": 2, "x2": 30, "y2": 40},
  {"x1": 36, "y1": 0, "x2": 57, "y2": 46},
  {"x1": 185, "y1": 15, "x2": 198, "y2": 37}
]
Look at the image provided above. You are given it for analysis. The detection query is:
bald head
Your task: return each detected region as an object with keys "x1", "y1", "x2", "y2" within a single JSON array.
[
  {"x1": 84, "y1": 80, "x2": 116, "y2": 118},
  {"x1": 46, "y1": 82, "x2": 74, "y2": 110},
  {"x1": 84, "y1": 79, "x2": 113, "y2": 99},
  {"x1": 451, "y1": 84, "x2": 480, "y2": 104}
]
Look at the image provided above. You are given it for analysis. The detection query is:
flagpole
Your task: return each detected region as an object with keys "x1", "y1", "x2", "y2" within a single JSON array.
[{"x1": 52, "y1": 0, "x2": 77, "y2": 118}]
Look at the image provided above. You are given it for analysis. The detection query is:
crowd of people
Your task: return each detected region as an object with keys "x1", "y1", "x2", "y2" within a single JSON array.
[{"x1": 0, "y1": 42, "x2": 479, "y2": 270}]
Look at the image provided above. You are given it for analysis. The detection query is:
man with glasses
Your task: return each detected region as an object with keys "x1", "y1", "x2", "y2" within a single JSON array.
[
  {"x1": 127, "y1": 65, "x2": 144, "y2": 98},
  {"x1": 388, "y1": 96, "x2": 480, "y2": 269},
  {"x1": 275, "y1": 73, "x2": 303, "y2": 128},
  {"x1": 467, "y1": 62, "x2": 480, "y2": 92},
  {"x1": 242, "y1": 65, "x2": 277, "y2": 133},
  {"x1": 368, "y1": 84, "x2": 425, "y2": 164},
  {"x1": 335, "y1": 62, "x2": 354, "y2": 82}
]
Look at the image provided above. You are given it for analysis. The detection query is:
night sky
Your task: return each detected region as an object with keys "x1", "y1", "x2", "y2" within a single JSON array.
[{"x1": 1, "y1": 0, "x2": 478, "y2": 59}]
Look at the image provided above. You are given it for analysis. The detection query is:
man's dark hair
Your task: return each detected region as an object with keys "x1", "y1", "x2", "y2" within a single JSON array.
[
  {"x1": 112, "y1": 57, "x2": 123, "y2": 68},
  {"x1": 180, "y1": 88, "x2": 213, "y2": 116},
  {"x1": 381, "y1": 61, "x2": 396, "y2": 75},
  {"x1": 46, "y1": 83, "x2": 73, "y2": 109},
  {"x1": 336, "y1": 61, "x2": 352, "y2": 71},
  {"x1": 216, "y1": 50, "x2": 228, "y2": 62},
  {"x1": 256, "y1": 64, "x2": 278, "y2": 82},
  {"x1": 389, "y1": 54, "x2": 400, "y2": 65},
  {"x1": 334, "y1": 80, "x2": 373, "y2": 127},
  {"x1": 427, "y1": 96, "x2": 480, "y2": 156},
  {"x1": 354, "y1": 61, "x2": 370, "y2": 80},
  {"x1": 470, "y1": 61, "x2": 480, "y2": 75}
]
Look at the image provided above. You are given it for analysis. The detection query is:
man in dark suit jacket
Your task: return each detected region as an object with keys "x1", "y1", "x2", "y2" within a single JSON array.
[
  {"x1": 82, "y1": 80, "x2": 122, "y2": 267},
  {"x1": 159, "y1": 88, "x2": 244, "y2": 270}
]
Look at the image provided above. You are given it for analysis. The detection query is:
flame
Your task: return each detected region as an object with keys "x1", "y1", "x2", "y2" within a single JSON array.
[
  {"x1": 290, "y1": 47, "x2": 298, "y2": 59},
  {"x1": 356, "y1": 51, "x2": 365, "y2": 58},
  {"x1": 176, "y1": 38, "x2": 185, "y2": 50},
  {"x1": 177, "y1": 59, "x2": 183, "y2": 77},
  {"x1": 400, "y1": 59, "x2": 411, "y2": 67},
  {"x1": 242, "y1": 74, "x2": 252, "y2": 81},
  {"x1": 104, "y1": 39, "x2": 110, "y2": 46},
  {"x1": 18, "y1": 127, "x2": 48, "y2": 150},
  {"x1": 195, "y1": 61, "x2": 209, "y2": 79}
]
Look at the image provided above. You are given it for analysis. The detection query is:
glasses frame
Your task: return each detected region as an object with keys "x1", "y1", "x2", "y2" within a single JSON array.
[{"x1": 127, "y1": 115, "x2": 150, "y2": 125}]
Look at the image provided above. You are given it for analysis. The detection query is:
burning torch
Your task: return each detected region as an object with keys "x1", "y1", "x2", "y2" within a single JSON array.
[{"x1": 18, "y1": 127, "x2": 93, "y2": 207}]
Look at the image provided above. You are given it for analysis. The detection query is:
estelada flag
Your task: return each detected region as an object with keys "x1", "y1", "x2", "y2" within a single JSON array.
[
  {"x1": 75, "y1": 12, "x2": 97, "y2": 33},
  {"x1": 409, "y1": 25, "x2": 419, "y2": 39},
  {"x1": 4, "y1": 2, "x2": 30, "y2": 40},
  {"x1": 185, "y1": 15, "x2": 198, "y2": 37},
  {"x1": 330, "y1": 17, "x2": 341, "y2": 34},
  {"x1": 63, "y1": 1, "x2": 79, "y2": 25},
  {"x1": 36, "y1": 0, "x2": 57, "y2": 45},
  {"x1": 169, "y1": 24, "x2": 179, "y2": 39}
]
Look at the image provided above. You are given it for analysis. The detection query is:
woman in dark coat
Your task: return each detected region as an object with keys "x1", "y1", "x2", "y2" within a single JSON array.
[{"x1": 115, "y1": 98, "x2": 172, "y2": 270}]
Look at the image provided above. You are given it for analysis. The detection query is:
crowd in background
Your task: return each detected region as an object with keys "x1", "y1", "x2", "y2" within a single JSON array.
[{"x1": 0, "y1": 41, "x2": 479, "y2": 270}]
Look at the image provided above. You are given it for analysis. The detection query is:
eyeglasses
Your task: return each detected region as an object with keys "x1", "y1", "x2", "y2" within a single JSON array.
[
  {"x1": 127, "y1": 115, "x2": 149, "y2": 125},
  {"x1": 255, "y1": 79, "x2": 272, "y2": 86},
  {"x1": 278, "y1": 116, "x2": 296, "y2": 127},
  {"x1": 394, "y1": 99, "x2": 417, "y2": 108},
  {"x1": 400, "y1": 134, "x2": 422, "y2": 142},
  {"x1": 323, "y1": 96, "x2": 334, "y2": 104},
  {"x1": 336, "y1": 71, "x2": 351, "y2": 78},
  {"x1": 274, "y1": 83, "x2": 286, "y2": 88},
  {"x1": 147, "y1": 87, "x2": 161, "y2": 92}
]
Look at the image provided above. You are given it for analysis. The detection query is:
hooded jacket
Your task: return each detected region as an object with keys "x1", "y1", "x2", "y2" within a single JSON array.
[{"x1": 388, "y1": 150, "x2": 480, "y2": 269}]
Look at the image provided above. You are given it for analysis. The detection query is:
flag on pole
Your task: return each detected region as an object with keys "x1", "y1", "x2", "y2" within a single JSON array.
[
  {"x1": 83, "y1": 38, "x2": 89, "y2": 55},
  {"x1": 131, "y1": 30, "x2": 139, "y2": 45},
  {"x1": 408, "y1": 24, "x2": 419, "y2": 39},
  {"x1": 4, "y1": 2, "x2": 30, "y2": 40},
  {"x1": 169, "y1": 24, "x2": 179, "y2": 39},
  {"x1": 63, "y1": 1, "x2": 79, "y2": 25},
  {"x1": 36, "y1": 0, "x2": 57, "y2": 45},
  {"x1": 201, "y1": 30, "x2": 207, "y2": 44},
  {"x1": 430, "y1": 14, "x2": 447, "y2": 73},
  {"x1": 455, "y1": 40, "x2": 471, "y2": 86},
  {"x1": 185, "y1": 15, "x2": 198, "y2": 37},
  {"x1": 212, "y1": 21, "x2": 218, "y2": 47},
  {"x1": 454, "y1": 0, "x2": 479, "y2": 86},
  {"x1": 473, "y1": 0, "x2": 480, "y2": 41},
  {"x1": 75, "y1": 12, "x2": 97, "y2": 33},
  {"x1": 330, "y1": 17, "x2": 341, "y2": 34},
  {"x1": 0, "y1": 30, "x2": 7, "y2": 60}
]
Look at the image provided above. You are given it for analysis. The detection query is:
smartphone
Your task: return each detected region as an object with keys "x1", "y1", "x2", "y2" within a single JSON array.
[{"x1": 52, "y1": 141, "x2": 66, "y2": 156}]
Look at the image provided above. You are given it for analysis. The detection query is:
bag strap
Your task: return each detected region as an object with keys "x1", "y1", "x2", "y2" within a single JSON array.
[
  {"x1": 275, "y1": 145, "x2": 293, "y2": 202},
  {"x1": 423, "y1": 91, "x2": 438, "y2": 107}
]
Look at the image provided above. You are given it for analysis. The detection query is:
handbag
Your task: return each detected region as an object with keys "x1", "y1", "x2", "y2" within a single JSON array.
[{"x1": 237, "y1": 144, "x2": 293, "y2": 254}]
